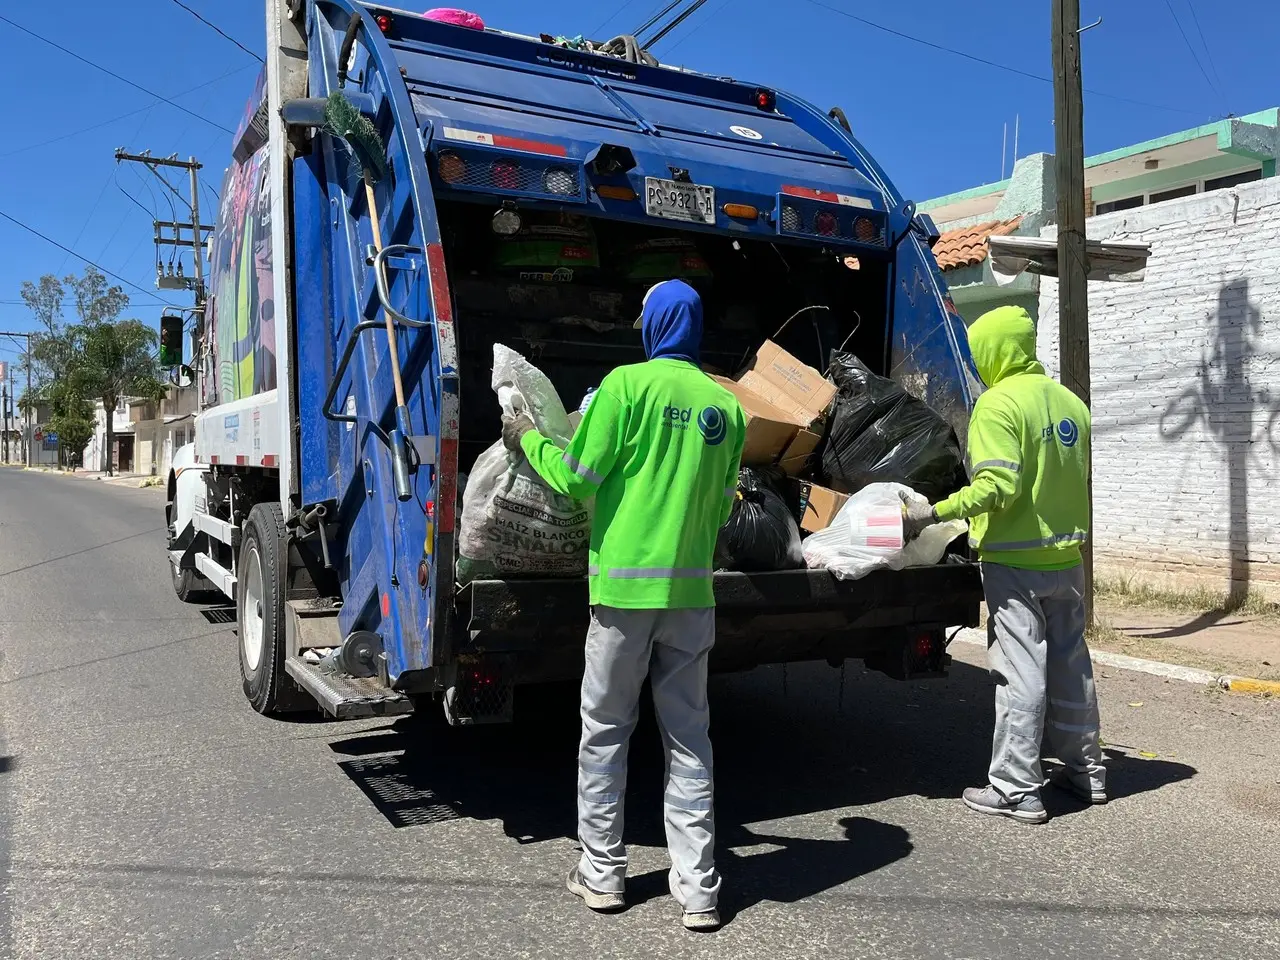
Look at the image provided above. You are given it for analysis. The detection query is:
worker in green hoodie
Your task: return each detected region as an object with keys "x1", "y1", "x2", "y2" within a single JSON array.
[
  {"x1": 902, "y1": 305, "x2": 1104, "y2": 824},
  {"x1": 503, "y1": 279, "x2": 745, "y2": 931}
]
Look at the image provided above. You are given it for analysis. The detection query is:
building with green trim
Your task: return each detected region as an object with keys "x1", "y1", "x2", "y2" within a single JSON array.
[{"x1": 919, "y1": 108, "x2": 1279, "y2": 324}]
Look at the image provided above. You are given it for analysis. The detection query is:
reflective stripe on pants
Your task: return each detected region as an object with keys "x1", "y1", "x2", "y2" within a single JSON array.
[
  {"x1": 577, "y1": 605, "x2": 720, "y2": 912},
  {"x1": 981, "y1": 562, "x2": 1105, "y2": 802}
]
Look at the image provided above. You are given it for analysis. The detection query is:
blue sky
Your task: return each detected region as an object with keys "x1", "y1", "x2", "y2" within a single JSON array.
[{"x1": 2, "y1": 0, "x2": 1275, "y2": 355}]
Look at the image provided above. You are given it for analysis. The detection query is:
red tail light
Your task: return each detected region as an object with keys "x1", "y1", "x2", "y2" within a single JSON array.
[
  {"x1": 814, "y1": 211, "x2": 838, "y2": 237},
  {"x1": 375, "y1": 14, "x2": 392, "y2": 33},
  {"x1": 491, "y1": 160, "x2": 520, "y2": 190},
  {"x1": 914, "y1": 633, "x2": 937, "y2": 659}
]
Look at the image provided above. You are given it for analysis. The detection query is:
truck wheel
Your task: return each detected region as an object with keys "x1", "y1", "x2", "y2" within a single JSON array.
[
  {"x1": 170, "y1": 557, "x2": 203, "y2": 603},
  {"x1": 238, "y1": 502, "x2": 310, "y2": 715}
]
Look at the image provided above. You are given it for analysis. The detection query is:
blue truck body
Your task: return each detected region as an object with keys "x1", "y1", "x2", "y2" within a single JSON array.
[{"x1": 182, "y1": 1, "x2": 982, "y2": 719}]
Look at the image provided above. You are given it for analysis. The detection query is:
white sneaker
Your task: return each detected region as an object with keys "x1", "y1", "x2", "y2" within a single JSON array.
[{"x1": 682, "y1": 908, "x2": 722, "y2": 932}]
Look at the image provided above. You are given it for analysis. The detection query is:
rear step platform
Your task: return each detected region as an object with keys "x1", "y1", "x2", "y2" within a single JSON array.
[{"x1": 284, "y1": 656, "x2": 414, "y2": 719}]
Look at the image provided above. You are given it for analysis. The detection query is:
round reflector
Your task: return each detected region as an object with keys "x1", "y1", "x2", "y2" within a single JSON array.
[
  {"x1": 437, "y1": 151, "x2": 467, "y2": 184},
  {"x1": 543, "y1": 167, "x2": 577, "y2": 195},
  {"x1": 491, "y1": 208, "x2": 523, "y2": 236}
]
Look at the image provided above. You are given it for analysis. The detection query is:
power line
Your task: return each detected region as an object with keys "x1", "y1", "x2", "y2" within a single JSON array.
[
  {"x1": 1183, "y1": 2, "x2": 1223, "y2": 93},
  {"x1": 1165, "y1": 0, "x2": 1224, "y2": 109},
  {"x1": 167, "y1": 0, "x2": 264, "y2": 62},
  {"x1": 799, "y1": 0, "x2": 1201, "y2": 117},
  {"x1": 634, "y1": 1, "x2": 685, "y2": 41},
  {"x1": 0, "y1": 64, "x2": 251, "y2": 160},
  {"x1": 0, "y1": 14, "x2": 233, "y2": 135},
  {"x1": 664, "y1": 0, "x2": 733, "y2": 56},
  {"x1": 0, "y1": 209, "x2": 178, "y2": 307},
  {"x1": 591, "y1": 0, "x2": 647, "y2": 37}
]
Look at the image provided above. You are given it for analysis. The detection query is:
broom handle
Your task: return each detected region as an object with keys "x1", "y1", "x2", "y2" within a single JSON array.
[{"x1": 364, "y1": 174, "x2": 407, "y2": 410}]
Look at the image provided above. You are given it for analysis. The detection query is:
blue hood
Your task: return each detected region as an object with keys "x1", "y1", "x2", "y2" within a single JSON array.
[{"x1": 640, "y1": 279, "x2": 703, "y2": 364}]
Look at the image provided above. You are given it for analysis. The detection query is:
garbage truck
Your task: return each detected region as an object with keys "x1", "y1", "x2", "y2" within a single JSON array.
[{"x1": 165, "y1": 0, "x2": 985, "y2": 722}]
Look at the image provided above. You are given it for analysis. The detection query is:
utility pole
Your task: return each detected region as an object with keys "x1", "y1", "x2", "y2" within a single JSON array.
[
  {"x1": 2, "y1": 370, "x2": 8, "y2": 463},
  {"x1": 1052, "y1": 0, "x2": 1094, "y2": 622},
  {"x1": 114, "y1": 151, "x2": 210, "y2": 302},
  {"x1": 1, "y1": 332, "x2": 34, "y2": 467}
]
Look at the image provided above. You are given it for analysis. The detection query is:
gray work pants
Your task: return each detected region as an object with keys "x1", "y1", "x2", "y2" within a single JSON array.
[
  {"x1": 982, "y1": 562, "x2": 1106, "y2": 802},
  {"x1": 577, "y1": 605, "x2": 719, "y2": 913}
]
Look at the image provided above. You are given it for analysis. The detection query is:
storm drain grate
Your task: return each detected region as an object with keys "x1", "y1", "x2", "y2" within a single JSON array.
[{"x1": 201, "y1": 607, "x2": 236, "y2": 624}]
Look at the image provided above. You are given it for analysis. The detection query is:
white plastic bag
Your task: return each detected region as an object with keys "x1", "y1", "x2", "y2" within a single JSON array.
[
  {"x1": 801, "y1": 482, "x2": 966, "y2": 580},
  {"x1": 457, "y1": 345, "x2": 593, "y2": 581}
]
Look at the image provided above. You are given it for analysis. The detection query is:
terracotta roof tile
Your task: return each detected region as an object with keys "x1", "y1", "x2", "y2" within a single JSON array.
[{"x1": 931, "y1": 216, "x2": 1023, "y2": 271}]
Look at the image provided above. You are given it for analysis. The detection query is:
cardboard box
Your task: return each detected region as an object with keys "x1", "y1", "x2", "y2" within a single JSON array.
[
  {"x1": 567, "y1": 411, "x2": 583, "y2": 430},
  {"x1": 736, "y1": 340, "x2": 837, "y2": 427},
  {"x1": 712, "y1": 376, "x2": 801, "y2": 465},
  {"x1": 777, "y1": 428, "x2": 821, "y2": 477},
  {"x1": 788, "y1": 480, "x2": 849, "y2": 534}
]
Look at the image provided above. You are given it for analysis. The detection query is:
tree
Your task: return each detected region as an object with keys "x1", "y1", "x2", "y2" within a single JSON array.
[
  {"x1": 65, "y1": 268, "x2": 130, "y2": 327},
  {"x1": 19, "y1": 275, "x2": 64, "y2": 335},
  {"x1": 22, "y1": 267, "x2": 142, "y2": 472},
  {"x1": 71, "y1": 319, "x2": 168, "y2": 475},
  {"x1": 44, "y1": 380, "x2": 96, "y2": 471}
]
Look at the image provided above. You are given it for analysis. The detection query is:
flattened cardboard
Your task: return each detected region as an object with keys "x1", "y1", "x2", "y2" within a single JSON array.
[
  {"x1": 737, "y1": 340, "x2": 837, "y2": 426},
  {"x1": 713, "y1": 376, "x2": 800, "y2": 465},
  {"x1": 777, "y1": 428, "x2": 821, "y2": 477}
]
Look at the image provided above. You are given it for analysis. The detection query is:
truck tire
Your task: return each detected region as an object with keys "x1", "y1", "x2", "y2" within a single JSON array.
[
  {"x1": 238, "y1": 502, "x2": 311, "y2": 715},
  {"x1": 170, "y1": 557, "x2": 204, "y2": 603}
]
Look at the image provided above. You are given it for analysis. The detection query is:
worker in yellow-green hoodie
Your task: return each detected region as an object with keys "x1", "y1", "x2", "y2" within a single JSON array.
[{"x1": 902, "y1": 305, "x2": 1104, "y2": 824}]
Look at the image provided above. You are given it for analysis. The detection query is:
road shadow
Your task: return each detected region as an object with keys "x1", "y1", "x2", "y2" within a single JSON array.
[
  {"x1": 1116, "y1": 613, "x2": 1252, "y2": 641},
  {"x1": 327, "y1": 657, "x2": 1195, "y2": 910}
]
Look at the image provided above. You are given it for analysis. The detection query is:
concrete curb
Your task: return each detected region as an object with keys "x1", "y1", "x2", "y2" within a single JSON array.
[{"x1": 951, "y1": 628, "x2": 1276, "y2": 696}]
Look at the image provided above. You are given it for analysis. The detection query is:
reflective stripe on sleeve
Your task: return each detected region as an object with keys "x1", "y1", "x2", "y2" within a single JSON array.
[
  {"x1": 724, "y1": 487, "x2": 736, "y2": 498},
  {"x1": 562, "y1": 452, "x2": 603, "y2": 485},
  {"x1": 981, "y1": 532, "x2": 1087, "y2": 551},
  {"x1": 973, "y1": 458, "x2": 1022, "y2": 472}
]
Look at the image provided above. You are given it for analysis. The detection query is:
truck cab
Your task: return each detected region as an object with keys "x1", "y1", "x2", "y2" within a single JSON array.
[{"x1": 167, "y1": 0, "x2": 983, "y2": 723}]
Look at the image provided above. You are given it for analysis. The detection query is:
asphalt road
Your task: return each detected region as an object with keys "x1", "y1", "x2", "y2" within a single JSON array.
[{"x1": 1, "y1": 467, "x2": 1278, "y2": 960}]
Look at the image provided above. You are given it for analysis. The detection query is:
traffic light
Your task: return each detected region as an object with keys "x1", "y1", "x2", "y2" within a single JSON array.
[{"x1": 160, "y1": 313, "x2": 184, "y2": 367}]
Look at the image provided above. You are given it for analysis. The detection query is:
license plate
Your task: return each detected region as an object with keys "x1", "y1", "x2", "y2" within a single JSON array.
[{"x1": 644, "y1": 178, "x2": 716, "y2": 224}]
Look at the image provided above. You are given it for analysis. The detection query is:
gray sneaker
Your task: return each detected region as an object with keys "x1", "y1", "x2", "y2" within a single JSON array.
[
  {"x1": 682, "y1": 909, "x2": 722, "y2": 932},
  {"x1": 962, "y1": 785, "x2": 1048, "y2": 824},
  {"x1": 1049, "y1": 770, "x2": 1108, "y2": 805},
  {"x1": 566, "y1": 867, "x2": 626, "y2": 912}
]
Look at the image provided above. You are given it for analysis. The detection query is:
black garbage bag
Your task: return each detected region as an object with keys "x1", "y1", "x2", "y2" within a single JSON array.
[
  {"x1": 821, "y1": 353, "x2": 965, "y2": 502},
  {"x1": 716, "y1": 468, "x2": 804, "y2": 572}
]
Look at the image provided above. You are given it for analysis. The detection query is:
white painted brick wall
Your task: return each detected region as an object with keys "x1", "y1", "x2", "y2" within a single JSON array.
[{"x1": 1038, "y1": 178, "x2": 1280, "y2": 599}]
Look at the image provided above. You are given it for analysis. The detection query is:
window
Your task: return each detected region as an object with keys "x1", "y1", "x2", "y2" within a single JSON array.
[
  {"x1": 1205, "y1": 168, "x2": 1262, "y2": 191},
  {"x1": 1150, "y1": 184, "x2": 1197, "y2": 204},
  {"x1": 1093, "y1": 167, "x2": 1264, "y2": 216},
  {"x1": 1095, "y1": 195, "x2": 1144, "y2": 215}
]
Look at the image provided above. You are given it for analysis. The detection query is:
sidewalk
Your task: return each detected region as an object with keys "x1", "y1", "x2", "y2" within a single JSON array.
[
  {"x1": 1093, "y1": 602, "x2": 1280, "y2": 683},
  {"x1": 9, "y1": 465, "x2": 161, "y2": 487}
]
